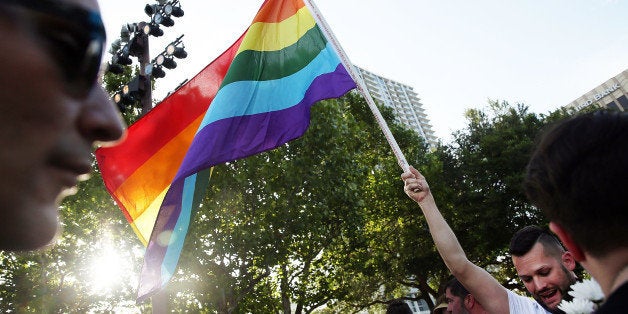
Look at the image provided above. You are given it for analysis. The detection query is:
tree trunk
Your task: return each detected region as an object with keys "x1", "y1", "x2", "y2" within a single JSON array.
[{"x1": 280, "y1": 263, "x2": 292, "y2": 314}]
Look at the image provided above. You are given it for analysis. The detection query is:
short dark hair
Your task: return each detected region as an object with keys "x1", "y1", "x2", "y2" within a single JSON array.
[
  {"x1": 509, "y1": 225, "x2": 565, "y2": 258},
  {"x1": 386, "y1": 299, "x2": 412, "y2": 314},
  {"x1": 445, "y1": 277, "x2": 469, "y2": 299},
  {"x1": 524, "y1": 111, "x2": 628, "y2": 257}
]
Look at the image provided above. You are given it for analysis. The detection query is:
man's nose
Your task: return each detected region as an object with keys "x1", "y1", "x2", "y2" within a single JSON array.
[
  {"x1": 78, "y1": 86, "x2": 126, "y2": 144},
  {"x1": 533, "y1": 276, "x2": 548, "y2": 291}
]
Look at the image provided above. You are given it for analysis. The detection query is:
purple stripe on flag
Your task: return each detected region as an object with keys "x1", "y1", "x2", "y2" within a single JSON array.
[
  {"x1": 175, "y1": 64, "x2": 356, "y2": 179},
  {"x1": 137, "y1": 178, "x2": 185, "y2": 300}
]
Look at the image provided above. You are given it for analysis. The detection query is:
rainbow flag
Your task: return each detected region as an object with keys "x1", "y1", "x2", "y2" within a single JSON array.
[
  {"x1": 98, "y1": 0, "x2": 356, "y2": 302},
  {"x1": 96, "y1": 35, "x2": 244, "y2": 246}
]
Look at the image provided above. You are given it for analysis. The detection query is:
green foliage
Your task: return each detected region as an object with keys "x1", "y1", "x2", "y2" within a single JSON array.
[
  {"x1": 451, "y1": 101, "x2": 545, "y2": 252},
  {"x1": 430, "y1": 101, "x2": 571, "y2": 290}
]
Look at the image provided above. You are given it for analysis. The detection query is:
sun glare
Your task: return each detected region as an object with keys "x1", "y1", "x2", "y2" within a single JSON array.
[{"x1": 87, "y1": 241, "x2": 126, "y2": 295}]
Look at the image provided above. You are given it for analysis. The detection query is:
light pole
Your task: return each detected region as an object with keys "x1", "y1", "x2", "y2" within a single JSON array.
[{"x1": 107, "y1": 0, "x2": 185, "y2": 116}]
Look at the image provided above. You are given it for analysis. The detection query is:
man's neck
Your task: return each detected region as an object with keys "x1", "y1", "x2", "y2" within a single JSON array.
[
  {"x1": 610, "y1": 264, "x2": 628, "y2": 293},
  {"x1": 582, "y1": 249, "x2": 628, "y2": 297}
]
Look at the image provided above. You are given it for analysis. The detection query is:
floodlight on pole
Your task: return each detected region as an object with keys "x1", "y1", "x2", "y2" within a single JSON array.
[
  {"x1": 144, "y1": 4, "x2": 158, "y2": 16},
  {"x1": 161, "y1": 16, "x2": 175, "y2": 27},
  {"x1": 166, "y1": 44, "x2": 187, "y2": 59},
  {"x1": 152, "y1": 66, "x2": 166, "y2": 78},
  {"x1": 146, "y1": 23, "x2": 164, "y2": 37},
  {"x1": 171, "y1": 5, "x2": 184, "y2": 18},
  {"x1": 115, "y1": 53, "x2": 133, "y2": 65},
  {"x1": 162, "y1": 57, "x2": 177, "y2": 69},
  {"x1": 107, "y1": 62, "x2": 124, "y2": 75},
  {"x1": 163, "y1": 4, "x2": 173, "y2": 15},
  {"x1": 107, "y1": 0, "x2": 186, "y2": 116}
]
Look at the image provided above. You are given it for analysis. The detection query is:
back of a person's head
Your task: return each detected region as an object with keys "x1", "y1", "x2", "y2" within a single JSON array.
[
  {"x1": 524, "y1": 110, "x2": 628, "y2": 257},
  {"x1": 445, "y1": 277, "x2": 469, "y2": 298},
  {"x1": 509, "y1": 225, "x2": 565, "y2": 258},
  {"x1": 386, "y1": 299, "x2": 412, "y2": 314}
]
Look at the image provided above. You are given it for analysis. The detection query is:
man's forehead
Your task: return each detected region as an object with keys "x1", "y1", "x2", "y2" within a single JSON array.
[
  {"x1": 512, "y1": 243, "x2": 556, "y2": 273},
  {"x1": 445, "y1": 288, "x2": 453, "y2": 297},
  {"x1": 445, "y1": 288, "x2": 459, "y2": 300}
]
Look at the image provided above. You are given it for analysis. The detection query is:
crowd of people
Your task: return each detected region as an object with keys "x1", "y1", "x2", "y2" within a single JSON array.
[{"x1": 1, "y1": 0, "x2": 626, "y2": 313}]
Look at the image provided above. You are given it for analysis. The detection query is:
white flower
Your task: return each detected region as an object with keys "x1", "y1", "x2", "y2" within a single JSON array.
[
  {"x1": 558, "y1": 298, "x2": 596, "y2": 314},
  {"x1": 557, "y1": 278, "x2": 605, "y2": 314},
  {"x1": 568, "y1": 278, "x2": 604, "y2": 303}
]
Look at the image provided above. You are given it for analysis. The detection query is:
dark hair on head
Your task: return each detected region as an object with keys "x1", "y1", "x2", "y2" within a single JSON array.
[
  {"x1": 509, "y1": 225, "x2": 565, "y2": 258},
  {"x1": 445, "y1": 277, "x2": 469, "y2": 299},
  {"x1": 386, "y1": 299, "x2": 412, "y2": 314},
  {"x1": 524, "y1": 110, "x2": 628, "y2": 257}
]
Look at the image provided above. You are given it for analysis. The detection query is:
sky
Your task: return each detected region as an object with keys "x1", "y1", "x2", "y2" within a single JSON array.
[{"x1": 99, "y1": 0, "x2": 628, "y2": 142}]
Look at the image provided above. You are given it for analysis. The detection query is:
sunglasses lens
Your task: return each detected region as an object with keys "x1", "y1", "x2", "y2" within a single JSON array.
[{"x1": 70, "y1": 38, "x2": 104, "y2": 97}]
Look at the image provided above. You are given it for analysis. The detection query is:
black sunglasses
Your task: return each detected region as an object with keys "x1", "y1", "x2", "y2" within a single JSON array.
[{"x1": 0, "y1": 0, "x2": 107, "y2": 98}]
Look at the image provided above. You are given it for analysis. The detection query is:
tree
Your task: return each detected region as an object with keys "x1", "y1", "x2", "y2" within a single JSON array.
[{"x1": 426, "y1": 101, "x2": 571, "y2": 292}]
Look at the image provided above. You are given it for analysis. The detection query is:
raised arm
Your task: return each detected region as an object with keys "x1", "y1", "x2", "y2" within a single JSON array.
[{"x1": 402, "y1": 166, "x2": 510, "y2": 314}]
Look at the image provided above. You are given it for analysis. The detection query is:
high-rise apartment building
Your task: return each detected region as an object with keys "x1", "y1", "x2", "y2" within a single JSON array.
[
  {"x1": 565, "y1": 69, "x2": 628, "y2": 112},
  {"x1": 355, "y1": 66, "x2": 437, "y2": 147}
]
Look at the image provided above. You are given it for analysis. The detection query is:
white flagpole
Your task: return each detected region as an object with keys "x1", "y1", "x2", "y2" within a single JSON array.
[{"x1": 303, "y1": 0, "x2": 410, "y2": 173}]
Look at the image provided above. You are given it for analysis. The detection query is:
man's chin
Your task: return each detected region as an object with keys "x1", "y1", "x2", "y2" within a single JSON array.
[
  {"x1": 11, "y1": 204, "x2": 60, "y2": 250},
  {"x1": 534, "y1": 294, "x2": 565, "y2": 314}
]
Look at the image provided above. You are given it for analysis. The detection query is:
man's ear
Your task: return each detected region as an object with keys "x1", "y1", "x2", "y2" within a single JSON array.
[
  {"x1": 550, "y1": 221, "x2": 585, "y2": 262},
  {"x1": 464, "y1": 294, "x2": 475, "y2": 309}
]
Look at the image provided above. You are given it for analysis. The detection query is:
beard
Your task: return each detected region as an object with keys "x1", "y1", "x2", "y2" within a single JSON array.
[{"x1": 532, "y1": 264, "x2": 577, "y2": 314}]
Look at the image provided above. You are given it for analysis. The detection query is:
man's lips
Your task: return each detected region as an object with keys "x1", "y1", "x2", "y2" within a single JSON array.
[
  {"x1": 538, "y1": 288, "x2": 560, "y2": 306},
  {"x1": 49, "y1": 157, "x2": 92, "y2": 187}
]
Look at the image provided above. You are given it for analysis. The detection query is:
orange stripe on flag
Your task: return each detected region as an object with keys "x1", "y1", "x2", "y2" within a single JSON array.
[
  {"x1": 253, "y1": 0, "x2": 305, "y2": 24},
  {"x1": 114, "y1": 114, "x2": 205, "y2": 221}
]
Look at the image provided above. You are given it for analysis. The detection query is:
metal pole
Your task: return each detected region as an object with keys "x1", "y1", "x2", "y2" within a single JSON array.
[
  {"x1": 303, "y1": 0, "x2": 410, "y2": 172},
  {"x1": 138, "y1": 32, "x2": 153, "y2": 115}
]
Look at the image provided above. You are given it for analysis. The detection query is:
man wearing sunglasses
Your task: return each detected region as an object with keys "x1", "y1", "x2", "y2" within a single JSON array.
[{"x1": 0, "y1": 0, "x2": 125, "y2": 251}]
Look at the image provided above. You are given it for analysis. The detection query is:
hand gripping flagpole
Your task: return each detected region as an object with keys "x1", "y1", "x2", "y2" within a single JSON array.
[{"x1": 304, "y1": 0, "x2": 410, "y2": 173}]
